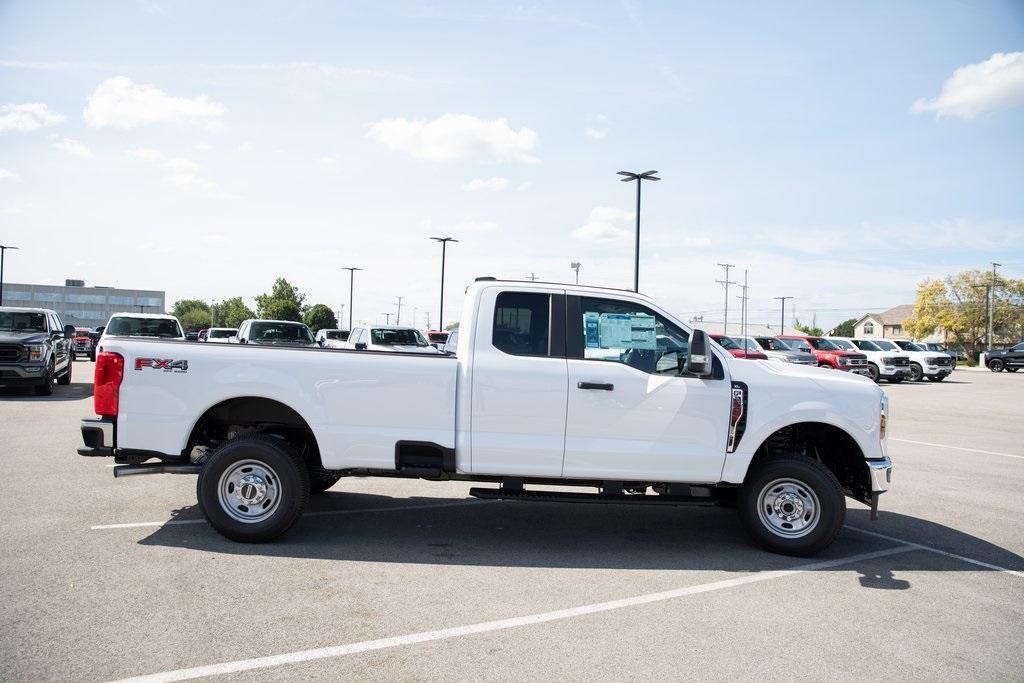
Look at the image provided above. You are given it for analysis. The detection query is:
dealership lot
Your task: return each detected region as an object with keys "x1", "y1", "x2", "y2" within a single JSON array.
[{"x1": 1, "y1": 366, "x2": 1022, "y2": 681}]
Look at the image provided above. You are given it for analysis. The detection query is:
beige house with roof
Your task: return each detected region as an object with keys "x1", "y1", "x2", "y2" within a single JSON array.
[{"x1": 853, "y1": 304, "x2": 943, "y2": 342}]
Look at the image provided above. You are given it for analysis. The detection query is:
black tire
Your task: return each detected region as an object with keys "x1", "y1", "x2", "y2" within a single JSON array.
[
  {"x1": 1008, "y1": 367, "x2": 1019, "y2": 373},
  {"x1": 197, "y1": 434, "x2": 310, "y2": 543},
  {"x1": 927, "y1": 375, "x2": 945, "y2": 382},
  {"x1": 71, "y1": 351, "x2": 76, "y2": 361},
  {"x1": 738, "y1": 456, "x2": 845, "y2": 557},
  {"x1": 867, "y1": 363, "x2": 880, "y2": 383},
  {"x1": 817, "y1": 362, "x2": 831, "y2": 369},
  {"x1": 34, "y1": 361, "x2": 54, "y2": 396},
  {"x1": 57, "y1": 359, "x2": 72, "y2": 385},
  {"x1": 988, "y1": 359, "x2": 1004, "y2": 372},
  {"x1": 909, "y1": 362, "x2": 924, "y2": 381},
  {"x1": 89, "y1": 351, "x2": 96, "y2": 362},
  {"x1": 309, "y1": 470, "x2": 343, "y2": 494}
]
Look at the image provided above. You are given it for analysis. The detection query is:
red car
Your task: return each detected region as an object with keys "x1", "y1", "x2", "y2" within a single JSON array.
[
  {"x1": 779, "y1": 334, "x2": 870, "y2": 376},
  {"x1": 709, "y1": 334, "x2": 768, "y2": 360}
]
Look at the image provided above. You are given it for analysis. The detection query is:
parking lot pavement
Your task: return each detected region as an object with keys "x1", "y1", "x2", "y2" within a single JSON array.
[{"x1": 1, "y1": 364, "x2": 1022, "y2": 681}]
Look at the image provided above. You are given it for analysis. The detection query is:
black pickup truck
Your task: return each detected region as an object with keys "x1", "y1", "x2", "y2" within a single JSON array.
[
  {"x1": 0, "y1": 307, "x2": 75, "y2": 395},
  {"x1": 986, "y1": 342, "x2": 1024, "y2": 372}
]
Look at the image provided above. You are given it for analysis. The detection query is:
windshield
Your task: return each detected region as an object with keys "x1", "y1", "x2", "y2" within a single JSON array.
[
  {"x1": 249, "y1": 322, "x2": 314, "y2": 344},
  {"x1": 106, "y1": 316, "x2": 183, "y2": 338},
  {"x1": 713, "y1": 335, "x2": 740, "y2": 350},
  {"x1": 872, "y1": 340, "x2": 898, "y2": 351},
  {"x1": 852, "y1": 339, "x2": 883, "y2": 352},
  {"x1": 0, "y1": 312, "x2": 47, "y2": 333},
  {"x1": 209, "y1": 329, "x2": 236, "y2": 339},
  {"x1": 809, "y1": 338, "x2": 841, "y2": 351},
  {"x1": 756, "y1": 337, "x2": 790, "y2": 351},
  {"x1": 372, "y1": 328, "x2": 429, "y2": 346},
  {"x1": 895, "y1": 340, "x2": 924, "y2": 352},
  {"x1": 325, "y1": 330, "x2": 348, "y2": 340},
  {"x1": 829, "y1": 339, "x2": 855, "y2": 350}
]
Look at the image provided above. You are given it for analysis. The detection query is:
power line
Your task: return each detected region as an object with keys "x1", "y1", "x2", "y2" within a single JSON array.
[{"x1": 716, "y1": 263, "x2": 736, "y2": 334}]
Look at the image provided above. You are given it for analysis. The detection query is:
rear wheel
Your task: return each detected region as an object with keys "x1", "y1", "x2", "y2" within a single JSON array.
[
  {"x1": 738, "y1": 456, "x2": 845, "y2": 556},
  {"x1": 909, "y1": 362, "x2": 924, "y2": 381},
  {"x1": 197, "y1": 435, "x2": 309, "y2": 542},
  {"x1": 988, "y1": 359, "x2": 1004, "y2": 372},
  {"x1": 867, "y1": 363, "x2": 880, "y2": 382}
]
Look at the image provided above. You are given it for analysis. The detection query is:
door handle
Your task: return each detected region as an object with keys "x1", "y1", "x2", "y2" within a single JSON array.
[{"x1": 577, "y1": 381, "x2": 614, "y2": 391}]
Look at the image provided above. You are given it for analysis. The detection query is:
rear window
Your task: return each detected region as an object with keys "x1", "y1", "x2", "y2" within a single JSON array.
[
  {"x1": 209, "y1": 329, "x2": 236, "y2": 339},
  {"x1": 370, "y1": 328, "x2": 428, "y2": 346},
  {"x1": 250, "y1": 322, "x2": 313, "y2": 343},
  {"x1": 493, "y1": 292, "x2": 550, "y2": 356},
  {"x1": 106, "y1": 316, "x2": 183, "y2": 338},
  {"x1": 325, "y1": 330, "x2": 348, "y2": 340}
]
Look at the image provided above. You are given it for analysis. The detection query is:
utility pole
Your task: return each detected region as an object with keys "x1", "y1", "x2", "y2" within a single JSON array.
[
  {"x1": 0, "y1": 244, "x2": 19, "y2": 306},
  {"x1": 382, "y1": 312, "x2": 392, "y2": 325},
  {"x1": 338, "y1": 304, "x2": 344, "y2": 328},
  {"x1": 342, "y1": 267, "x2": 362, "y2": 331},
  {"x1": 425, "y1": 310, "x2": 431, "y2": 331},
  {"x1": 430, "y1": 237, "x2": 457, "y2": 330},
  {"x1": 526, "y1": 272, "x2": 539, "y2": 281},
  {"x1": 987, "y1": 262, "x2": 1001, "y2": 350},
  {"x1": 570, "y1": 261, "x2": 581, "y2": 284},
  {"x1": 617, "y1": 170, "x2": 661, "y2": 292},
  {"x1": 395, "y1": 296, "x2": 404, "y2": 325},
  {"x1": 774, "y1": 296, "x2": 793, "y2": 335},
  {"x1": 735, "y1": 270, "x2": 749, "y2": 348},
  {"x1": 716, "y1": 263, "x2": 736, "y2": 334}
]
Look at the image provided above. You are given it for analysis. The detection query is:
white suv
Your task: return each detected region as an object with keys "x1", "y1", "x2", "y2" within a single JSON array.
[
  {"x1": 864, "y1": 338, "x2": 952, "y2": 382},
  {"x1": 828, "y1": 337, "x2": 910, "y2": 384},
  {"x1": 346, "y1": 325, "x2": 440, "y2": 354}
]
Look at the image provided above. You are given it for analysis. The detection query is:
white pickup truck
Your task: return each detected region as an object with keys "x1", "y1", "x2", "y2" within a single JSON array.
[{"x1": 78, "y1": 279, "x2": 892, "y2": 556}]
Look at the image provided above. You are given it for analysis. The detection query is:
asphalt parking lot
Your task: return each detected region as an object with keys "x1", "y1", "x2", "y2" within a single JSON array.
[{"x1": 1, "y1": 363, "x2": 1022, "y2": 681}]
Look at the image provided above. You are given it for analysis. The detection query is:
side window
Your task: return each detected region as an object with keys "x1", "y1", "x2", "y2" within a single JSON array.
[
  {"x1": 864, "y1": 322, "x2": 874, "y2": 335},
  {"x1": 493, "y1": 292, "x2": 550, "y2": 357},
  {"x1": 578, "y1": 297, "x2": 689, "y2": 374}
]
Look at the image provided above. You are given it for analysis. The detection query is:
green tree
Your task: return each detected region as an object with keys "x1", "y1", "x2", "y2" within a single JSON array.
[
  {"x1": 794, "y1": 314, "x2": 822, "y2": 336},
  {"x1": 179, "y1": 308, "x2": 212, "y2": 332},
  {"x1": 262, "y1": 299, "x2": 302, "y2": 322},
  {"x1": 827, "y1": 318, "x2": 857, "y2": 337},
  {"x1": 255, "y1": 278, "x2": 306, "y2": 319},
  {"x1": 303, "y1": 304, "x2": 337, "y2": 333},
  {"x1": 171, "y1": 299, "x2": 210, "y2": 320},
  {"x1": 211, "y1": 297, "x2": 255, "y2": 328},
  {"x1": 444, "y1": 322, "x2": 460, "y2": 331}
]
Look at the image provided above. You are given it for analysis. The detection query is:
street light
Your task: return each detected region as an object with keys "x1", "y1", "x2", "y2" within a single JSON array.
[
  {"x1": 430, "y1": 237, "x2": 458, "y2": 330},
  {"x1": 0, "y1": 244, "x2": 19, "y2": 306},
  {"x1": 342, "y1": 267, "x2": 362, "y2": 331},
  {"x1": 570, "y1": 261, "x2": 581, "y2": 284},
  {"x1": 617, "y1": 170, "x2": 660, "y2": 292}
]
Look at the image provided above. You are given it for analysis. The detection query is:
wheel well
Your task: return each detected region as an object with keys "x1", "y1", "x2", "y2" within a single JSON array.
[
  {"x1": 186, "y1": 397, "x2": 322, "y2": 469},
  {"x1": 749, "y1": 422, "x2": 870, "y2": 503}
]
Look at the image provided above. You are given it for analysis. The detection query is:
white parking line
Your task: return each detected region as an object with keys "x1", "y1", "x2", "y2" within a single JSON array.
[
  {"x1": 890, "y1": 437, "x2": 1024, "y2": 460},
  {"x1": 110, "y1": 544, "x2": 914, "y2": 683},
  {"x1": 90, "y1": 500, "x2": 488, "y2": 530},
  {"x1": 844, "y1": 525, "x2": 1024, "y2": 578}
]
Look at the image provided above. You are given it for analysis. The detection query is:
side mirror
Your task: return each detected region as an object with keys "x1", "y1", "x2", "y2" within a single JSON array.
[
  {"x1": 355, "y1": 342, "x2": 367, "y2": 350},
  {"x1": 63, "y1": 324, "x2": 75, "y2": 339},
  {"x1": 685, "y1": 330, "x2": 714, "y2": 377}
]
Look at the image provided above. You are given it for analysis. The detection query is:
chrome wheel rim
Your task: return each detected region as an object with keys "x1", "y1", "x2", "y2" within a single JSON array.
[
  {"x1": 217, "y1": 459, "x2": 282, "y2": 523},
  {"x1": 756, "y1": 477, "x2": 820, "y2": 538}
]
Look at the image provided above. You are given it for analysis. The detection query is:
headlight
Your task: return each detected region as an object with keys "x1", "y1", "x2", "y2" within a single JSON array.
[
  {"x1": 837, "y1": 356, "x2": 848, "y2": 365},
  {"x1": 27, "y1": 345, "x2": 45, "y2": 361},
  {"x1": 881, "y1": 356, "x2": 893, "y2": 364}
]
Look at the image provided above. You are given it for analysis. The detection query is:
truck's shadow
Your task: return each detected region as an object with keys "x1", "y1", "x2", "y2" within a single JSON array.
[
  {"x1": 0, "y1": 381, "x2": 93, "y2": 401},
  {"x1": 137, "y1": 493, "x2": 1023, "y2": 584}
]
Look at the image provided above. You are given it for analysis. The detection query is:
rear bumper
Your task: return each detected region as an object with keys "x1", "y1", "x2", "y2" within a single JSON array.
[{"x1": 78, "y1": 417, "x2": 115, "y2": 457}]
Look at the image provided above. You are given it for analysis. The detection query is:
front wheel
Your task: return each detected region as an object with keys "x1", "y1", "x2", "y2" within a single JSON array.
[
  {"x1": 988, "y1": 359, "x2": 1004, "y2": 372},
  {"x1": 867, "y1": 363, "x2": 880, "y2": 383},
  {"x1": 818, "y1": 362, "x2": 832, "y2": 369},
  {"x1": 738, "y1": 456, "x2": 845, "y2": 556},
  {"x1": 57, "y1": 359, "x2": 72, "y2": 385},
  {"x1": 197, "y1": 435, "x2": 310, "y2": 543},
  {"x1": 909, "y1": 362, "x2": 924, "y2": 381},
  {"x1": 34, "y1": 361, "x2": 54, "y2": 396}
]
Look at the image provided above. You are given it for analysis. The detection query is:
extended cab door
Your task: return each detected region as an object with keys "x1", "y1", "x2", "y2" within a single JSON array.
[
  {"x1": 561, "y1": 295, "x2": 731, "y2": 483},
  {"x1": 469, "y1": 288, "x2": 568, "y2": 477}
]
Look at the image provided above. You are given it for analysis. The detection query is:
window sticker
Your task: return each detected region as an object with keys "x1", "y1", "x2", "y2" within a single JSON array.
[{"x1": 584, "y1": 312, "x2": 657, "y2": 350}]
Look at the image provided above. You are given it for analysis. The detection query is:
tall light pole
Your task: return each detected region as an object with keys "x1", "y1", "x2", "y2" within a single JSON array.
[
  {"x1": 430, "y1": 237, "x2": 457, "y2": 330},
  {"x1": 342, "y1": 267, "x2": 362, "y2": 331},
  {"x1": 395, "y1": 296, "x2": 404, "y2": 325},
  {"x1": 0, "y1": 245, "x2": 19, "y2": 306},
  {"x1": 570, "y1": 261, "x2": 581, "y2": 284},
  {"x1": 716, "y1": 263, "x2": 735, "y2": 334},
  {"x1": 617, "y1": 170, "x2": 660, "y2": 292},
  {"x1": 774, "y1": 296, "x2": 793, "y2": 334},
  {"x1": 987, "y1": 262, "x2": 1002, "y2": 350}
]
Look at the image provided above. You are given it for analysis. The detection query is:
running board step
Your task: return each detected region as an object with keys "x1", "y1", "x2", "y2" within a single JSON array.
[
  {"x1": 113, "y1": 463, "x2": 202, "y2": 478},
  {"x1": 468, "y1": 487, "x2": 716, "y2": 506}
]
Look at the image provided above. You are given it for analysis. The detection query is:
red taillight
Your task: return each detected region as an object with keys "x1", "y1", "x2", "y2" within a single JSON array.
[{"x1": 94, "y1": 351, "x2": 124, "y2": 417}]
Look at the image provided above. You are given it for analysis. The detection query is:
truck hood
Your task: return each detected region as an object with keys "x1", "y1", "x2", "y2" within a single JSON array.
[
  {"x1": 764, "y1": 350, "x2": 816, "y2": 364},
  {"x1": 0, "y1": 331, "x2": 49, "y2": 345},
  {"x1": 731, "y1": 353, "x2": 879, "y2": 392}
]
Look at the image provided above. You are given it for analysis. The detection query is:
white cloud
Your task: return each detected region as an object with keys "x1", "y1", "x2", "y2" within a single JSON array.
[
  {"x1": 238, "y1": 142, "x2": 252, "y2": 152},
  {"x1": 0, "y1": 169, "x2": 19, "y2": 182},
  {"x1": 203, "y1": 233, "x2": 226, "y2": 244},
  {"x1": 51, "y1": 137, "x2": 92, "y2": 157},
  {"x1": 0, "y1": 103, "x2": 64, "y2": 133},
  {"x1": 194, "y1": 143, "x2": 212, "y2": 151},
  {"x1": 367, "y1": 113, "x2": 539, "y2": 163},
  {"x1": 572, "y1": 206, "x2": 634, "y2": 243},
  {"x1": 128, "y1": 148, "x2": 214, "y2": 190},
  {"x1": 912, "y1": 51, "x2": 1024, "y2": 119},
  {"x1": 584, "y1": 127, "x2": 607, "y2": 139},
  {"x1": 84, "y1": 76, "x2": 226, "y2": 128},
  {"x1": 461, "y1": 177, "x2": 509, "y2": 191}
]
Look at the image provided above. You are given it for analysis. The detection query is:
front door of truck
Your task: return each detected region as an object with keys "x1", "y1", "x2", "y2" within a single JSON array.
[
  {"x1": 469, "y1": 288, "x2": 568, "y2": 477},
  {"x1": 561, "y1": 295, "x2": 731, "y2": 483}
]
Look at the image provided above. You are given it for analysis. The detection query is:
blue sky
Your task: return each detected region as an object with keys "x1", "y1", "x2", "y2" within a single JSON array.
[{"x1": 1, "y1": 0, "x2": 1022, "y2": 331}]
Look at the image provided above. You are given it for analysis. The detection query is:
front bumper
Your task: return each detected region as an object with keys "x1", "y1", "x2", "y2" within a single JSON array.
[
  {"x1": 924, "y1": 366, "x2": 952, "y2": 378},
  {"x1": 865, "y1": 456, "x2": 893, "y2": 521},
  {"x1": 0, "y1": 363, "x2": 48, "y2": 383},
  {"x1": 845, "y1": 366, "x2": 871, "y2": 376},
  {"x1": 78, "y1": 417, "x2": 115, "y2": 457}
]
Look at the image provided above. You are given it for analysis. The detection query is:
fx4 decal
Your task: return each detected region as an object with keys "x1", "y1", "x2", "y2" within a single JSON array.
[{"x1": 135, "y1": 358, "x2": 189, "y2": 373}]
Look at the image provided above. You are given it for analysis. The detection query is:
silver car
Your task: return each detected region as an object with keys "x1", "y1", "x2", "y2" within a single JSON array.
[{"x1": 740, "y1": 335, "x2": 817, "y2": 365}]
